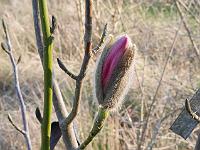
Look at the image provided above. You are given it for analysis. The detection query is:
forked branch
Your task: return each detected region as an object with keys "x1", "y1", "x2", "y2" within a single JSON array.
[
  {"x1": 62, "y1": 0, "x2": 93, "y2": 126},
  {"x1": 175, "y1": 0, "x2": 200, "y2": 63}
]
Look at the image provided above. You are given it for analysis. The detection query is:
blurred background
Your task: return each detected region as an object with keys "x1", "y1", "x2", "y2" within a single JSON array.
[{"x1": 0, "y1": 0, "x2": 200, "y2": 149}]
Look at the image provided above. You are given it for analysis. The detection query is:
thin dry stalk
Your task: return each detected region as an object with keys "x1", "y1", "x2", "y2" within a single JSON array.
[
  {"x1": 175, "y1": 0, "x2": 200, "y2": 63},
  {"x1": 137, "y1": 20, "x2": 183, "y2": 150},
  {"x1": 1, "y1": 19, "x2": 32, "y2": 150},
  {"x1": 177, "y1": 0, "x2": 200, "y2": 25}
]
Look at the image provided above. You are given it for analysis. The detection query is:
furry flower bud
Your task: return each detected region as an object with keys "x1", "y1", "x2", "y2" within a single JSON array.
[{"x1": 95, "y1": 35, "x2": 135, "y2": 110}]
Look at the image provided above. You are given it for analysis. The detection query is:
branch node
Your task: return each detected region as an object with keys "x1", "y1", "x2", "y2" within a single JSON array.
[{"x1": 48, "y1": 35, "x2": 54, "y2": 44}]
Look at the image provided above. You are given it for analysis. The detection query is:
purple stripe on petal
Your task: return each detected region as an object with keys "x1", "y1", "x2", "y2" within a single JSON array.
[{"x1": 102, "y1": 36, "x2": 129, "y2": 89}]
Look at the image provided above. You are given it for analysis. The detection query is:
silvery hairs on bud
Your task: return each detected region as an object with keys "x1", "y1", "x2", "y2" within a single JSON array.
[{"x1": 94, "y1": 35, "x2": 136, "y2": 111}]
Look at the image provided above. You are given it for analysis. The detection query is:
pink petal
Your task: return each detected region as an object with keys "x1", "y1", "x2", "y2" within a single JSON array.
[{"x1": 102, "y1": 36, "x2": 129, "y2": 88}]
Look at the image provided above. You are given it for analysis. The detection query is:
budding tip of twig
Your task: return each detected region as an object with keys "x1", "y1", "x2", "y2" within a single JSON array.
[
  {"x1": 17, "y1": 55, "x2": 22, "y2": 65},
  {"x1": 35, "y1": 107, "x2": 43, "y2": 124},
  {"x1": 7, "y1": 113, "x2": 12, "y2": 121},
  {"x1": 50, "y1": 15, "x2": 57, "y2": 34},
  {"x1": 2, "y1": 19, "x2": 6, "y2": 31},
  {"x1": 104, "y1": 23, "x2": 108, "y2": 30},
  {"x1": 1, "y1": 42, "x2": 6, "y2": 50},
  {"x1": 1, "y1": 42, "x2": 10, "y2": 54},
  {"x1": 57, "y1": 58, "x2": 62, "y2": 67}
]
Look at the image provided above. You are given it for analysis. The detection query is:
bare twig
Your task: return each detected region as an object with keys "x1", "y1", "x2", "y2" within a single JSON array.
[
  {"x1": 57, "y1": 2, "x2": 93, "y2": 149},
  {"x1": 57, "y1": 58, "x2": 77, "y2": 80},
  {"x1": 1, "y1": 19, "x2": 32, "y2": 150},
  {"x1": 175, "y1": 0, "x2": 200, "y2": 63},
  {"x1": 92, "y1": 23, "x2": 108, "y2": 53},
  {"x1": 137, "y1": 20, "x2": 182, "y2": 150},
  {"x1": 62, "y1": 0, "x2": 93, "y2": 126},
  {"x1": 185, "y1": 99, "x2": 200, "y2": 122},
  {"x1": 7, "y1": 114, "x2": 26, "y2": 136},
  {"x1": 32, "y1": 0, "x2": 43, "y2": 60}
]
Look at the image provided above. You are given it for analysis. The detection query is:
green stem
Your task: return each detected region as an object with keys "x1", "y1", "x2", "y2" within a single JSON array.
[
  {"x1": 38, "y1": 0, "x2": 53, "y2": 149},
  {"x1": 79, "y1": 107, "x2": 109, "y2": 149}
]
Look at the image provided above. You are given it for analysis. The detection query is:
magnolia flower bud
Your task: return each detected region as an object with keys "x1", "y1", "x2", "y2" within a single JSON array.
[{"x1": 95, "y1": 35, "x2": 135, "y2": 110}]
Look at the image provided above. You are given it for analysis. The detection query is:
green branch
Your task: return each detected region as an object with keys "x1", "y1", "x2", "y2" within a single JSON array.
[
  {"x1": 38, "y1": 0, "x2": 53, "y2": 149},
  {"x1": 79, "y1": 107, "x2": 109, "y2": 149}
]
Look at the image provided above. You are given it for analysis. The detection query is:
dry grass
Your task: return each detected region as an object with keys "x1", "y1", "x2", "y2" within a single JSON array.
[{"x1": 1, "y1": 0, "x2": 200, "y2": 149}]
